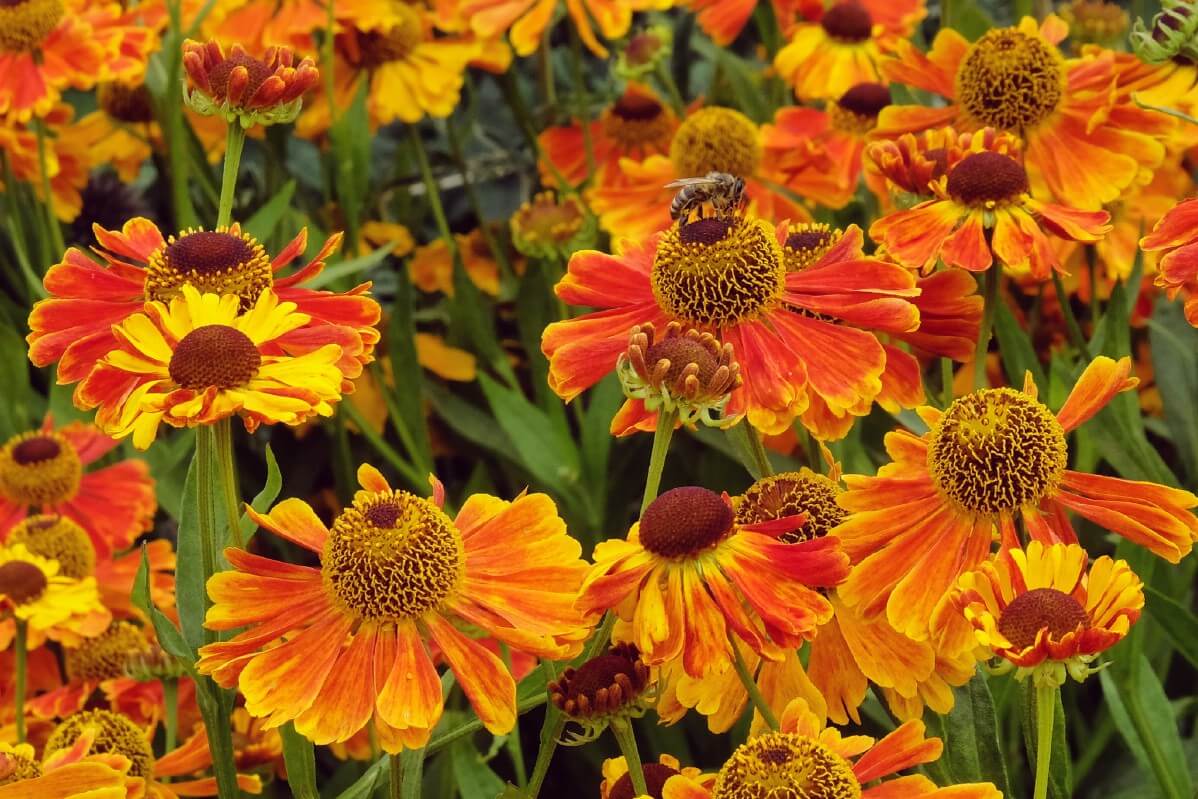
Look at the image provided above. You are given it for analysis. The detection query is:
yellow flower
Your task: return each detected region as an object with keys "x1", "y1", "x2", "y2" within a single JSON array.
[{"x1": 0, "y1": 544, "x2": 109, "y2": 650}]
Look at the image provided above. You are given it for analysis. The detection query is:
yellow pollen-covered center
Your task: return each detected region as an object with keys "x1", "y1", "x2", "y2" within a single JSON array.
[
  {"x1": 0, "y1": 750, "x2": 41, "y2": 785},
  {"x1": 168, "y1": 325, "x2": 262, "y2": 390},
  {"x1": 602, "y1": 94, "x2": 673, "y2": 152},
  {"x1": 145, "y1": 229, "x2": 273, "y2": 308},
  {"x1": 322, "y1": 492, "x2": 464, "y2": 621},
  {"x1": 9, "y1": 514, "x2": 95, "y2": 579},
  {"x1": 0, "y1": 430, "x2": 81, "y2": 507},
  {"x1": 512, "y1": 193, "x2": 587, "y2": 245},
  {"x1": 357, "y1": 4, "x2": 424, "y2": 66},
  {"x1": 98, "y1": 82, "x2": 156, "y2": 124},
  {"x1": 0, "y1": 0, "x2": 63, "y2": 53},
  {"x1": 781, "y1": 223, "x2": 840, "y2": 272},
  {"x1": 713, "y1": 732, "x2": 862, "y2": 799},
  {"x1": 955, "y1": 27, "x2": 1065, "y2": 132},
  {"x1": 998, "y1": 587, "x2": 1090, "y2": 650},
  {"x1": 65, "y1": 621, "x2": 151, "y2": 682},
  {"x1": 0, "y1": 560, "x2": 47, "y2": 605},
  {"x1": 736, "y1": 471, "x2": 846, "y2": 543},
  {"x1": 45, "y1": 710, "x2": 155, "y2": 779},
  {"x1": 928, "y1": 388, "x2": 1067, "y2": 516},
  {"x1": 670, "y1": 107, "x2": 762, "y2": 179},
  {"x1": 639, "y1": 486, "x2": 734, "y2": 558},
  {"x1": 652, "y1": 216, "x2": 785, "y2": 326}
]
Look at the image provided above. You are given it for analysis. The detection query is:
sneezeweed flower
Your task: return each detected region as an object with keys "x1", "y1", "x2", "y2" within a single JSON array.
[
  {"x1": 452, "y1": 0, "x2": 655, "y2": 58},
  {"x1": 29, "y1": 218, "x2": 378, "y2": 387},
  {"x1": 870, "y1": 138, "x2": 1112, "y2": 278},
  {"x1": 74, "y1": 286, "x2": 347, "y2": 449},
  {"x1": 182, "y1": 39, "x2": 319, "y2": 127},
  {"x1": 834, "y1": 356, "x2": 1198, "y2": 642},
  {"x1": 663, "y1": 698, "x2": 1001, "y2": 799},
  {"x1": 679, "y1": 0, "x2": 800, "y2": 46},
  {"x1": 510, "y1": 192, "x2": 597, "y2": 260},
  {"x1": 549, "y1": 642, "x2": 654, "y2": 743},
  {"x1": 864, "y1": 126, "x2": 974, "y2": 208},
  {"x1": 615, "y1": 26, "x2": 673, "y2": 80},
  {"x1": 0, "y1": 418, "x2": 155, "y2": 559},
  {"x1": 201, "y1": 0, "x2": 328, "y2": 53},
  {"x1": 952, "y1": 542, "x2": 1143, "y2": 687},
  {"x1": 774, "y1": 0, "x2": 926, "y2": 101},
  {"x1": 614, "y1": 322, "x2": 741, "y2": 434},
  {"x1": 878, "y1": 16, "x2": 1168, "y2": 210},
  {"x1": 197, "y1": 465, "x2": 590, "y2": 750},
  {"x1": 1060, "y1": 0, "x2": 1129, "y2": 47},
  {"x1": 0, "y1": 544, "x2": 109, "y2": 649},
  {"x1": 0, "y1": 737, "x2": 130, "y2": 799},
  {"x1": 72, "y1": 81, "x2": 157, "y2": 183},
  {"x1": 1140, "y1": 197, "x2": 1198, "y2": 325},
  {"x1": 577, "y1": 486, "x2": 849, "y2": 677},
  {"x1": 1131, "y1": 0, "x2": 1198, "y2": 65},
  {"x1": 408, "y1": 226, "x2": 521, "y2": 296},
  {"x1": 0, "y1": 105, "x2": 93, "y2": 222},
  {"x1": 600, "y1": 754, "x2": 713, "y2": 799}
]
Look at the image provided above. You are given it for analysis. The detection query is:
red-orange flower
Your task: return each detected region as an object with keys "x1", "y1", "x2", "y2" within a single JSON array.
[
  {"x1": 183, "y1": 39, "x2": 319, "y2": 126},
  {"x1": 1141, "y1": 197, "x2": 1198, "y2": 325}
]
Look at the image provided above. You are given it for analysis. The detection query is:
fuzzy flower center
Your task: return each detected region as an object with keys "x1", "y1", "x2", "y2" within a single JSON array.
[
  {"x1": 0, "y1": 561, "x2": 47, "y2": 605},
  {"x1": 782, "y1": 223, "x2": 840, "y2": 272},
  {"x1": 736, "y1": 471, "x2": 846, "y2": 543},
  {"x1": 322, "y1": 492, "x2": 464, "y2": 621},
  {"x1": 357, "y1": 4, "x2": 424, "y2": 67},
  {"x1": 713, "y1": 732, "x2": 861, "y2": 799},
  {"x1": 670, "y1": 107, "x2": 761, "y2": 179},
  {"x1": 830, "y1": 82, "x2": 890, "y2": 134},
  {"x1": 998, "y1": 587, "x2": 1090, "y2": 650},
  {"x1": 609, "y1": 763, "x2": 681, "y2": 799},
  {"x1": 66, "y1": 621, "x2": 151, "y2": 682},
  {"x1": 168, "y1": 325, "x2": 263, "y2": 390},
  {"x1": 602, "y1": 94, "x2": 673, "y2": 151},
  {"x1": 652, "y1": 217, "x2": 785, "y2": 326},
  {"x1": 0, "y1": 431, "x2": 81, "y2": 507},
  {"x1": 208, "y1": 51, "x2": 274, "y2": 101},
  {"x1": 820, "y1": 1, "x2": 874, "y2": 42},
  {"x1": 511, "y1": 192, "x2": 588, "y2": 252},
  {"x1": 0, "y1": 0, "x2": 63, "y2": 53},
  {"x1": 46, "y1": 710, "x2": 155, "y2": 778},
  {"x1": 956, "y1": 27, "x2": 1064, "y2": 132},
  {"x1": 639, "y1": 487, "x2": 734, "y2": 558},
  {"x1": 0, "y1": 749, "x2": 42, "y2": 785},
  {"x1": 928, "y1": 388, "x2": 1067, "y2": 516},
  {"x1": 98, "y1": 82, "x2": 156, "y2": 124},
  {"x1": 146, "y1": 229, "x2": 273, "y2": 308},
  {"x1": 946, "y1": 151, "x2": 1029, "y2": 207},
  {"x1": 9, "y1": 514, "x2": 95, "y2": 580},
  {"x1": 644, "y1": 336, "x2": 720, "y2": 386}
]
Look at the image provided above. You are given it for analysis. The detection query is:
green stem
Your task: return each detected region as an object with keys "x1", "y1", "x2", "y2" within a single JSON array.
[
  {"x1": 32, "y1": 118, "x2": 65, "y2": 257},
  {"x1": 164, "y1": 0, "x2": 199, "y2": 228},
  {"x1": 445, "y1": 119, "x2": 515, "y2": 280},
  {"x1": 655, "y1": 61, "x2": 686, "y2": 115},
  {"x1": 341, "y1": 399, "x2": 425, "y2": 490},
  {"x1": 1033, "y1": 684, "x2": 1056, "y2": 799},
  {"x1": 399, "y1": 747, "x2": 425, "y2": 799},
  {"x1": 567, "y1": 28, "x2": 595, "y2": 180},
  {"x1": 14, "y1": 621, "x2": 26, "y2": 744},
  {"x1": 641, "y1": 409, "x2": 678, "y2": 515},
  {"x1": 194, "y1": 426, "x2": 220, "y2": 647},
  {"x1": 729, "y1": 422, "x2": 774, "y2": 479},
  {"x1": 972, "y1": 266, "x2": 1000, "y2": 391},
  {"x1": 729, "y1": 633, "x2": 779, "y2": 730},
  {"x1": 216, "y1": 124, "x2": 246, "y2": 228},
  {"x1": 608, "y1": 718, "x2": 649, "y2": 797},
  {"x1": 1085, "y1": 245, "x2": 1101, "y2": 324},
  {"x1": 162, "y1": 678, "x2": 178, "y2": 782},
  {"x1": 214, "y1": 419, "x2": 243, "y2": 548},
  {"x1": 941, "y1": 357, "x2": 955, "y2": 408},
  {"x1": 500, "y1": 646, "x2": 529, "y2": 787},
  {"x1": 1052, "y1": 270, "x2": 1092, "y2": 359},
  {"x1": 390, "y1": 752, "x2": 402, "y2": 799}
]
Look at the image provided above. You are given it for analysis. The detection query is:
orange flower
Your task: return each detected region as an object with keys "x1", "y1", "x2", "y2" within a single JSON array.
[
  {"x1": 28, "y1": 218, "x2": 378, "y2": 387},
  {"x1": 577, "y1": 486, "x2": 849, "y2": 677},
  {"x1": 1140, "y1": 196, "x2": 1198, "y2": 325},
  {"x1": 870, "y1": 133, "x2": 1111, "y2": 279},
  {"x1": 0, "y1": 737, "x2": 131, "y2": 799},
  {"x1": 0, "y1": 418, "x2": 154, "y2": 560},
  {"x1": 0, "y1": 106, "x2": 93, "y2": 222},
  {"x1": 543, "y1": 215, "x2": 924, "y2": 437},
  {"x1": 679, "y1": 0, "x2": 800, "y2": 47},
  {"x1": 182, "y1": 39, "x2": 319, "y2": 127},
  {"x1": 774, "y1": 0, "x2": 925, "y2": 101},
  {"x1": 196, "y1": 465, "x2": 591, "y2": 750},
  {"x1": 877, "y1": 16, "x2": 1169, "y2": 210},
  {"x1": 448, "y1": 0, "x2": 656, "y2": 57},
  {"x1": 407, "y1": 227, "x2": 521, "y2": 296},
  {"x1": 202, "y1": 0, "x2": 328, "y2": 52},
  {"x1": 834, "y1": 356, "x2": 1198, "y2": 643}
]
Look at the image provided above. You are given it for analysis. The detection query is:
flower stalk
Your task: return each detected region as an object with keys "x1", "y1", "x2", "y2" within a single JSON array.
[
  {"x1": 14, "y1": 620, "x2": 27, "y2": 743},
  {"x1": 728, "y1": 632, "x2": 780, "y2": 730},
  {"x1": 642, "y1": 409, "x2": 678, "y2": 514},
  {"x1": 1033, "y1": 683, "x2": 1056, "y2": 799},
  {"x1": 217, "y1": 124, "x2": 247, "y2": 229},
  {"x1": 608, "y1": 718, "x2": 649, "y2": 796}
]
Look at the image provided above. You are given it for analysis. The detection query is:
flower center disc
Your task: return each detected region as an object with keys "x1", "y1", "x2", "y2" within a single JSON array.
[
  {"x1": 0, "y1": 561, "x2": 47, "y2": 605},
  {"x1": 0, "y1": 0, "x2": 64, "y2": 53},
  {"x1": 45, "y1": 710, "x2": 155, "y2": 779},
  {"x1": 322, "y1": 492, "x2": 464, "y2": 621},
  {"x1": 782, "y1": 223, "x2": 840, "y2": 272},
  {"x1": 0, "y1": 749, "x2": 42, "y2": 786},
  {"x1": 357, "y1": 4, "x2": 423, "y2": 67},
  {"x1": 652, "y1": 217, "x2": 785, "y2": 326},
  {"x1": 65, "y1": 621, "x2": 151, "y2": 681},
  {"x1": 955, "y1": 27, "x2": 1065, "y2": 132},
  {"x1": 9, "y1": 514, "x2": 95, "y2": 579},
  {"x1": 639, "y1": 487, "x2": 734, "y2": 558},
  {"x1": 928, "y1": 388, "x2": 1067, "y2": 516},
  {"x1": 670, "y1": 107, "x2": 762, "y2": 179},
  {"x1": 644, "y1": 336, "x2": 720, "y2": 386},
  {"x1": 207, "y1": 51, "x2": 275, "y2": 101},
  {"x1": 167, "y1": 325, "x2": 262, "y2": 390},
  {"x1": 603, "y1": 93, "x2": 672, "y2": 151},
  {"x1": 997, "y1": 587, "x2": 1089, "y2": 650},
  {"x1": 512, "y1": 193, "x2": 587, "y2": 249},
  {"x1": 713, "y1": 732, "x2": 862, "y2": 799},
  {"x1": 0, "y1": 431, "x2": 81, "y2": 507},
  {"x1": 946, "y1": 151, "x2": 1029, "y2": 206},
  {"x1": 830, "y1": 82, "x2": 890, "y2": 134},
  {"x1": 146, "y1": 229, "x2": 272, "y2": 307},
  {"x1": 736, "y1": 471, "x2": 846, "y2": 543},
  {"x1": 820, "y1": 1, "x2": 874, "y2": 43},
  {"x1": 98, "y1": 82, "x2": 156, "y2": 124},
  {"x1": 610, "y1": 763, "x2": 680, "y2": 799}
]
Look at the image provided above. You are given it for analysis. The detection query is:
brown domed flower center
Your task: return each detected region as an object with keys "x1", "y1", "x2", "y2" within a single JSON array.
[
  {"x1": 98, "y1": 82, "x2": 156, "y2": 124},
  {"x1": 670, "y1": 107, "x2": 762, "y2": 179},
  {"x1": 356, "y1": 4, "x2": 424, "y2": 67},
  {"x1": 956, "y1": 27, "x2": 1065, "y2": 132},
  {"x1": 644, "y1": 336, "x2": 720, "y2": 386},
  {"x1": 830, "y1": 82, "x2": 890, "y2": 134},
  {"x1": 652, "y1": 217, "x2": 785, "y2": 326},
  {"x1": 0, "y1": 0, "x2": 63, "y2": 53},
  {"x1": 0, "y1": 561, "x2": 47, "y2": 605},
  {"x1": 0, "y1": 748, "x2": 42, "y2": 785},
  {"x1": 998, "y1": 587, "x2": 1090, "y2": 650},
  {"x1": 820, "y1": 1, "x2": 874, "y2": 42},
  {"x1": 45, "y1": 710, "x2": 155, "y2": 779},
  {"x1": 639, "y1": 487, "x2": 734, "y2": 558},
  {"x1": 207, "y1": 51, "x2": 275, "y2": 101},
  {"x1": 928, "y1": 388, "x2": 1067, "y2": 516},
  {"x1": 9, "y1": 514, "x2": 95, "y2": 579},
  {"x1": 610, "y1": 763, "x2": 681, "y2": 799},
  {"x1": 549, "y1": 642, "x2": 650, "y2": 719},
  {"x1": 946, "y1": 151, "x2": 1030, "y2": 207},
  {"x1": 712, "y1": 732, "x2": 861, "y2": 799},
  {"x1": 146, "y1": 229, "x2": 272, "y2": 307},
  {"x1": 603, "y1": 94, "x2": 673, "y2": 151},
  {"x1": 65, "y1": 621, "x2": 151, "y2": 682},
  {"x1": 322, "y1": 492, "x2": 464, "y2": 621},
  {"x1": 736, "y1": 471, "x2": 846, "y2": 543},
  {"x1": 0, "y1": 431, "x2": 81, "y2": 507},
  {"x1": 168, "y1": 325, "x2": 262, "y2": 390},
  {"x1": 782, "y1": 223, "x2": 840, "y2": 272}
]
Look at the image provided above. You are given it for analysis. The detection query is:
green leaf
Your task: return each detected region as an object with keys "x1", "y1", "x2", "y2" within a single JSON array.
[
  {"x1": 1144, "y1": 586, "x2": 1198, "y2": 671},
  {"x1": 131, "y1": 545, "x2": 195, "y2": 668},
  {"x1": 328, "y1": 79, "x2": 371, "y2": 241},
  {"x1": 385, "y1": 272, "x2": 434, "y2": 473},
  {"x1": 993, "y1": 300, "x2": 1047, "y2": 390},
  {"x1": 934, "y1": 669, "x2": 1014, "y2": 796},
  {"x1": 0, "y1": 326, "x2": 36, "y2": 441},
  {"x1": 398, "y1": 748, "x2": 426, "y2": 799},
  {"x1": 334, "y1": 756, "x2": 387, "y2": 799},
  {"x1": 450, "y1": 254, "x2": 519, "y2": 388},
  {"x1": 945, "y1": 0, "x2": 995, "y2": 41},
  {"x1": 173, "y1": 457, "x2": 208, "y2": 651},
  {"x1": 281, "y1": 723, "x2": 320, "y2": 799},
  {"x1": 241, "y1": 444, "x2": 282, "y2": 542},
  {"x1": 1020, "y1": 683, "x2": 1071, "y2": 799},
  {"x1": 692, "y1": 40, "x2": 769, "y2": 123},
  {"x1": 1147, "y1": 298, "x2": 1198, "y2": 481},
  {"x1": 244, "y1": 180, "x2": 296, "y2": 243},
  {"x1": 477, "y1": 373, "x2": 581, "y2": 495},
  {"x1": 450, "y1": 739, "x2": 505, "y2": 798},
  {"x1": 514, "y1": 261, "x2": 570, "y2": 431},
  {"x1": 424, "y1": 380, "x2": 518, "y2": 458},
  {"x1": 306, "y1": 243, "x2": 393, "y2": 290}
]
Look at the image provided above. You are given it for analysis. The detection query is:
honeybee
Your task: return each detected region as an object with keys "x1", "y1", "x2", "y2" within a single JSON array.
[{"x1": 665, "y1": 172, "x2": 746, "y2": 226}]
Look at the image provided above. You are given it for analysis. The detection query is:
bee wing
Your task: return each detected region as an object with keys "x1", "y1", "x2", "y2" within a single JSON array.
[{"x1": 664, "y1": 177, "x2": 721, "y2": 189}]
